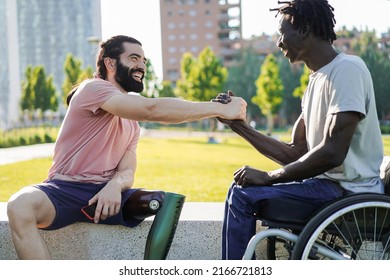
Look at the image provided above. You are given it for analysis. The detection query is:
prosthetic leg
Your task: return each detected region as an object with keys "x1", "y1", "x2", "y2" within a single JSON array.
[
  {"x1": 123, "y1": 190, "x2": 186, "y2": 260},
  {"x1": 143, "y1": 192, "x2": 185, "y2": 260}
]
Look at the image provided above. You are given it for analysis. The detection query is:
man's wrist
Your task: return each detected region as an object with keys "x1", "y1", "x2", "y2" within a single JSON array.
[{"x1": 267, "y1": 168, "x2": 285, "y2": 185}]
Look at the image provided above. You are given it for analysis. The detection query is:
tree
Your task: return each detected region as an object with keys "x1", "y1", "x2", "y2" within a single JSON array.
[
  {"x1": 62, "y1": 53, "x2": 93, "y2": 105},
  {"x1": 33, "y1": 66, "x2": 58, "y2": 118},
  {"x1": 252, "y1": 54, "x2": 284, "y2": 134},
  {"x1": 175, "y1": 47, "x2": 227, "y2": 102},
  {"x1": 225, "y1": 46, "x2": 264, "y2": 121},
  {"x1": 190, "y1": 46, "x2": 228, "y2": 102},
  {"x1": 20, "y1": 65, "x2": 35, "y2": 115},
  {"x1": 20, "y1": 65, "x2": 58, "y2": 120},
  {"x1": 278, "y1": 57, "x2": 303, "y2": 126},
  {"x1": 159, "y1": 80, "x2": 176, "y2": 97},
  {"x1": 175, "y1": 52, "x2": 196, "y2": 99},
  {"x1": 292, "y1": 64, "x2": 310, "y2": 99},
  {"x1": 175, "y1": 47, "x2": 228, "y2": 139}
]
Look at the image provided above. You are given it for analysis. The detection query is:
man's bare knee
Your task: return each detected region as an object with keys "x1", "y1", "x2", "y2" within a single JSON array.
[{"x1": 7, "y1": 187, "x2": 55, "y2": 229}]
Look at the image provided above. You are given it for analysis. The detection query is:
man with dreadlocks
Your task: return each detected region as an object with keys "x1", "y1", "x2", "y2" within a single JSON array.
[{"x1": 217, "y1": 0, "x2": 384, "y2": 259}]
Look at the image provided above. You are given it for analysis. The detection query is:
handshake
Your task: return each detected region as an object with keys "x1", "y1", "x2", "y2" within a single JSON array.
[{"x1": 211, "y1": 90, "x2": 244, "y2": 125}]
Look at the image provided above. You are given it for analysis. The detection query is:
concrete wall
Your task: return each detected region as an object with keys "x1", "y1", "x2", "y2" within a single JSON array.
[{"x1": 0, "y1": 202, "x2": 266, "y2": 260}]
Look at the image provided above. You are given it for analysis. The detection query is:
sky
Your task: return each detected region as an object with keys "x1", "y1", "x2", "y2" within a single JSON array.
[{"x1": 100, "y1": 0, "x2": 390, "y2": 79}]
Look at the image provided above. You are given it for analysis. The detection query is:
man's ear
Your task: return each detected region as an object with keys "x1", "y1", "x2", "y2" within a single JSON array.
[{"x1": 104, "y1": 57, "x2": 116, "y2": 72}]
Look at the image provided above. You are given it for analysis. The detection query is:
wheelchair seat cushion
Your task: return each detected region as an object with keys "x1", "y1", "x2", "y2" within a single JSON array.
[{"x1": 256, "y1": 198, "x2": 325, "y2": 225}]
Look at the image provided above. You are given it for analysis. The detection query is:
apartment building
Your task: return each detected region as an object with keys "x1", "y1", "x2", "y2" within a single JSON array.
[{"x1": 159, "y1": 0, "x2": 242, "y2": 84}]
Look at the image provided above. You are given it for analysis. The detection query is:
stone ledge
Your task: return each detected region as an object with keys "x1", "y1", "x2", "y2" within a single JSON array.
[{"x1": 0, "y1": 202, "x2": 265, "y2": 260}]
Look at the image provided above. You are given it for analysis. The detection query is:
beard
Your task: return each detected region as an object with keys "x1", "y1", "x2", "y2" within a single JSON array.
[{"x1": 115, "y1": 62, "x2": 144, "y2": 93}]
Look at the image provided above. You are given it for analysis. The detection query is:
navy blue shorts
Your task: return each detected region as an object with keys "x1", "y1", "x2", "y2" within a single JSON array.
[{"x1": 34, "y1": 179, "x2": 143, "y2": 230}]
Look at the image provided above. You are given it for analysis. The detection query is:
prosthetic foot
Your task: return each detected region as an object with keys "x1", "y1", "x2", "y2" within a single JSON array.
[{"x1": 143, "y1": 192, "x2": 186, "y2": 260}]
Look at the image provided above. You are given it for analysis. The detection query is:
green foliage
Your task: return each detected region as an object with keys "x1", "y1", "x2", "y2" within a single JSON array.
[
  {"x1": 252, "y1": 54, "x2": 284, "y2": 133},
  {"x1": 159, "y1": 80, "x2": 176, "y2": 98},
  {"x1": 33, "y1": 67, "x2": 58, "y2": 115},
  {"x1": 62, "y1": 53, "x2": 93, "y2": 105},
  {"x1": 175, "y1": 52, "x2": 195, "y2": 99},
  {"x1": 278, "y1": 57, "x2": 303, "y2": 124},
  {"x1": 225, "y1": 47, "x2": 264, "y2": 120},
  {"x1": 0, "y1": 126, "x2": 58, "y2": 148},
  {"x1": 293, "y1": 65, "x2": 311, "y2": 99},
  {"x1": 20, "y1": 65, "x2": 58, "y2": 118},
  {"x1": 175, "y1": 47, "x2": 228, "y2": 101},
  {"x1": 20, "y1": 65, "x2": 35, "y2": 112}
]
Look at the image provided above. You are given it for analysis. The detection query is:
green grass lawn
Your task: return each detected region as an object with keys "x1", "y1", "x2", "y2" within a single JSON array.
[
  {"x1": 0, "y1": 136, "x2": 280, "y2": 202},
  {"x1": 1, "y1": 134, "x2": 389, "y2": 202}
]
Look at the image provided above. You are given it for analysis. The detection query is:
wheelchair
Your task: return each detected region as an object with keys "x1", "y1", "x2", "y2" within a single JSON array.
[{"x1": 243, "y1": 156, "x2": 390, "y2": 260}]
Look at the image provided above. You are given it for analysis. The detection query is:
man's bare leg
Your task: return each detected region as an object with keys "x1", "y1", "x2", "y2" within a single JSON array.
[{"x1": 7, "y1": 187, "x2": 56, "y2": 259}]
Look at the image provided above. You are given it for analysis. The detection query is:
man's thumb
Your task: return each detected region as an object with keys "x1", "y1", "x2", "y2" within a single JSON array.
[{"x1": 227, "y1": 90, "x2": 236, "y2": 97}]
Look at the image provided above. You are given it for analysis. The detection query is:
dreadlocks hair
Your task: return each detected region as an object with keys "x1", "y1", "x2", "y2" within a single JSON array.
[
  {"x1": 270, "y1": 0, "x2": 337, "y2": 44},
  {"x1": 66, "y1": 35, "x2": 142, "y2": 106}
]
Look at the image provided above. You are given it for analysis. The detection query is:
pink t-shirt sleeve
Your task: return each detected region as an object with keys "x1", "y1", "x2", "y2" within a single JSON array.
[{"x1": 72, "y1": 79, "x2": 120, "y2": 114}]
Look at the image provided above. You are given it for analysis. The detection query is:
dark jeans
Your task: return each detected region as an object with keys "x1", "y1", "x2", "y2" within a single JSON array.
[{"x1": 221, "y1": 178, "x2": 345, "y2": 260}]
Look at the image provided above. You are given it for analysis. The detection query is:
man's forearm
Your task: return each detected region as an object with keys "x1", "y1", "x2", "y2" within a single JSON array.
[
  {"x1": 229, "y1": 121, "x2": 304, "y2": 166},
  {"x1": 144, "y1": 98, "x2": 222, "y2": 124}
]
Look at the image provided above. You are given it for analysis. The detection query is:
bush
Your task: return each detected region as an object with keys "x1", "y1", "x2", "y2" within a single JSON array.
[
  {"x1": 0, "y1": 126, "x2": 58, "y2": 148},
  {"x1": 381, "y1": 125, "x2": 390, "y2": 135}
]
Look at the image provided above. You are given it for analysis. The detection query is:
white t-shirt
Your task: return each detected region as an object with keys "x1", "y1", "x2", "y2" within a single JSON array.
[{"x1": 302, "y1": 53, "x2": 384, "y2": 193}]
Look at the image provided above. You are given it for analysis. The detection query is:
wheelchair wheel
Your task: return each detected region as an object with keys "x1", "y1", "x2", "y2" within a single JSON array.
[{"x1": 291, "y1": 193, "x2": 390, "y2": 260}]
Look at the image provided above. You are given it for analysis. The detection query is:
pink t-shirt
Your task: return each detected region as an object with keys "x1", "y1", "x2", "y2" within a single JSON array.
[{"x1": 48, "y1": 79, "x2": 140, "y2": 183}]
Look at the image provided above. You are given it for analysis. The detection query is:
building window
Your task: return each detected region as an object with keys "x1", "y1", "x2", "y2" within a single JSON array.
[
  {"x1": 189, "y1": 22, "x2": 197, "y2": 28},
  {"x1": 205, "y1": 21, "x2": 213, "y2": 28},
  {"x1": 168, "y1": 22, "x2": 176, "y2": 29},
  {"x1": 179, "y1": 34, "x2": 186, "y2": 40},
  {"x1": 169, "y1": 57, "x2": 177, "y2": 65},
  {"x1": 168, "y1": 34, "x2": 176, "y2": 41},
  {"x1": 190, "y1": 46, "x2": 199, "y2": 52},
  {"x1": 205, "y1": 33, "x2": 213, "y2": 40},
  {"x1": 190, "y1": 33, "x2": 198, "y2": 40},
  {"x1": 168, "y1": 70, "x2": 179, "y2": 80},
  {"x1": 189, "y1": 10, "x2": 197, "y2": 17},
  {"x1": 168, "y1": 46, "x2": 177, "y2": 53}
]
